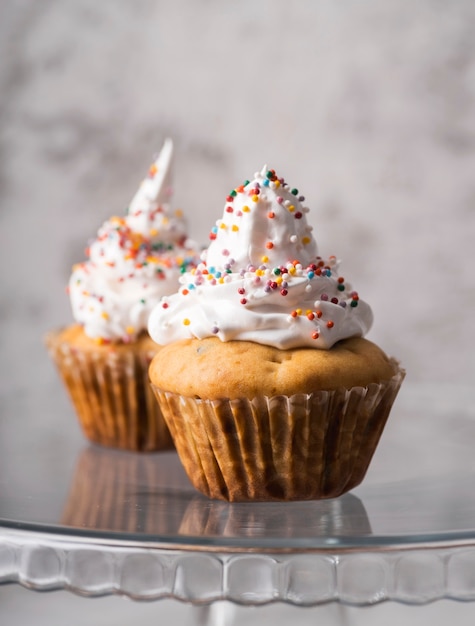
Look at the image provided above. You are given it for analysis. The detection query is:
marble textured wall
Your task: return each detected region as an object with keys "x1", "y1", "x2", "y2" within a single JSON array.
[{"x1": 1, "y1": 0, "x2": 475, "y2": 393}]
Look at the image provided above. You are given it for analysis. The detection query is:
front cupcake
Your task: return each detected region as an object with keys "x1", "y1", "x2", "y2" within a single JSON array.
[
  {"x1": 46, "y1": 139, "x2": 198, "y2": 451},
  {"x1": 148, "y1": 166, "x2": 404, "y2": 499}
]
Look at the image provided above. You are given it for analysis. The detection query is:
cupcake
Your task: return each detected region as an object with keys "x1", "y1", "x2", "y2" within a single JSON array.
[
  {"x1": 46, "y1": 139, "x2": 198, "y2": 451},
  {"x1": 148, "y1": 166, "x2": 404, "y2": 500}
]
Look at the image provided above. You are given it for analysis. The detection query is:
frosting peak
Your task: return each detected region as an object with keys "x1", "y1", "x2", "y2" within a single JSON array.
[
  {"x1": 69, "y1": 139, "x2": 198, "y2": 343},
  {"x1": 205, "y1": 165, "x2": 318, "y2": 271},
  {"x1": 148, "y1": 167, "x2": 373, "y2": 350}
]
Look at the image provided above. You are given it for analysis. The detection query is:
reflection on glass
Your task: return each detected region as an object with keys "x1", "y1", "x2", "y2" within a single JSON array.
[{"x1": 62, "y1": 444, "x2": 372, "y2": 541}]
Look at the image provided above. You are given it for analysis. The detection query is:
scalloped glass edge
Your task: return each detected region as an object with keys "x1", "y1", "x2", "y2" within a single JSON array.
[{"x1": 3, "y1": 530, "x2": 475, "y2": 606}]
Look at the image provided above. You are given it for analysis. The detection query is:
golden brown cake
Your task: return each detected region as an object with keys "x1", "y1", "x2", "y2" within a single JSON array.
[
  {"x1": 149, "y1": 336, "x2": 397, "y2": 397},
  {"x1": 148, "y1": 165, "x2": 404, "y2": 499}
]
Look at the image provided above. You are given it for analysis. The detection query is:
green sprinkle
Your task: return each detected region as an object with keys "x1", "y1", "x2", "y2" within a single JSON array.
[
  {"x1": 337, "y1": 284, "x2": 345, "y2": 291},
  {"x1": 230, "y1": 189, "x2": 237, "y2": 197},
  {"x1": 291, "y1": 188, "x2": 298, "y2": 196},
  {"x1": 350, "y1": 300, "x2": 358, "y2": 308}
]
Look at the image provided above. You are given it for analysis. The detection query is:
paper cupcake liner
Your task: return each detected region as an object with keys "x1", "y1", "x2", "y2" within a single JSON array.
[
  {"x1": 151, "y1": 363, "x2": 405, "y2": 501},
  {"x1": 46, "y1": 328, "x2": 173, "y2": 452}
]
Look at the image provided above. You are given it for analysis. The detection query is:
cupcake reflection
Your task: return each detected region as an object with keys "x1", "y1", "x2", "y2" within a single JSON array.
[
  {"x1": 179, "y1": 492, "x2": 372, "y2": 540},
  {"x1": 62, "y1": 446, "x2": 191, "y2": 534}
]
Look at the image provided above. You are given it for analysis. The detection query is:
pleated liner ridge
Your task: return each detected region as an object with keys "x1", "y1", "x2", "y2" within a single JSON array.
[
  {"x1": 46, "y1": 329, "x2": 173, "y2": 452},
  {"x1": 152, "y1": 364, "x2": 404, "y2": 501}
]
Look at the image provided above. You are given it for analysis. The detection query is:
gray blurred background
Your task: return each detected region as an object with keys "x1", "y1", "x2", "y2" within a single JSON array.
[{"x1": 1, "y1": 0, "x2": 475, "y2": 624}]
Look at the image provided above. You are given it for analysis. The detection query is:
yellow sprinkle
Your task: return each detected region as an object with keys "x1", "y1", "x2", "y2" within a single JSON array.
[
  {"x1": 232, "y1": 225, "x2": 239, "y2": 232},
  {"x1": 261, "y1": 255, "x2": 269, "y2": 263},
  {"x1": 126, "y1": 326, "x2": 135, "y2": 335},
  {"x1": 149, "y1": 228, "x2": 158, "y2": 237},
  {"x1": 306, "y1": 309, "x2": 312, "y2": 316},
  {"x1": 276, "y1": 276, "x2": 283, "y2": 285},
  {"x1": 101, "y1": 312, "x2": 109, "y2": 320},
  {"x1": 175, "y1": 209, "x2": 183, "y2": 218},
  {"x1": 220, "y1": 223, "x2": 227, "y2": 229},
  {"x1": 296, "y1": 308, "x2": 302, "y2": 316},
  {"x1": 149, "y1": 164, "x2": 158, "y2": 176},
  {"x1": 252, "y1": 194, "x2": 259, "y2": 202},
  {"x1": 256, "y1": 269, "x2": 264, "y2": 276},
  {"x1": 218, "y1": 277, "x2": 225, "y2": 284},
  {"x1": 302, "y1": 236, "x2": 311, "y2": 245},
  {"x1": 94, "y1": 337, "x2": 105, "y2": 346},
  {"x1": 162, "y1": 217, "x2": 169, "y2": 225},
  {"x1": 242, "y1": 205, "x2": 250, "y2": 212},
  {"x1": 274, "y1": 180, "x2": 281, "y2": 188},
  {"x1": 207, "y1": 274, "x2": 214, "y2": 280},
  {"x1": 288, "y1": 205, "x2": 295, "y2": 212},
  {"x1": 183, "y1": 319, "x2": 190, "y2": 326},
  {"x1": 124, "y1": 254, "x2": 133, "y2": 260},
  {"x1": 289, "y1": 267, "x2": 296, "y2": 275}
]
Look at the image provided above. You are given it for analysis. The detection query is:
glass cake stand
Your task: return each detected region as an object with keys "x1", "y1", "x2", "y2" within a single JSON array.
[{"x1": 1, "y1": 377, "x2": 475, "y2": 611}]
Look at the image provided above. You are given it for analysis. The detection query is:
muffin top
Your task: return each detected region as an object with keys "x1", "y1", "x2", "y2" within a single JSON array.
[
  {"x1": 148, "y1": 166, "x2": 373, "y2": 350},
  {"x1": 149, "y1": 336, "x2": 397, "y2": 398},
  {"x1": 68, "y1": 139, "x2": 198, "y2": 344}
]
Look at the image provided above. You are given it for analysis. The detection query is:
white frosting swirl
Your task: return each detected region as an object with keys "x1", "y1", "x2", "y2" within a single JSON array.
[
  {"x1": 69, "y1": 139, "x2": 198, "y2": 343},
  {"x1": 148, "y1": 166, "x2": 373, "y2": 349}
]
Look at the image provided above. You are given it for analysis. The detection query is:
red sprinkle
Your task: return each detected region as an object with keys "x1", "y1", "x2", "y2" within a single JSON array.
[{"x1": 327, "y1": 320, "x2": 334, "y2": 329}]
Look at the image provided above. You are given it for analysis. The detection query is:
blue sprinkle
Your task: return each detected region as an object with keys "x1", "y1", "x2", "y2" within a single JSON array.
[{"x1": 307, "y1": 271, "x2": 315, "y2": 279}]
